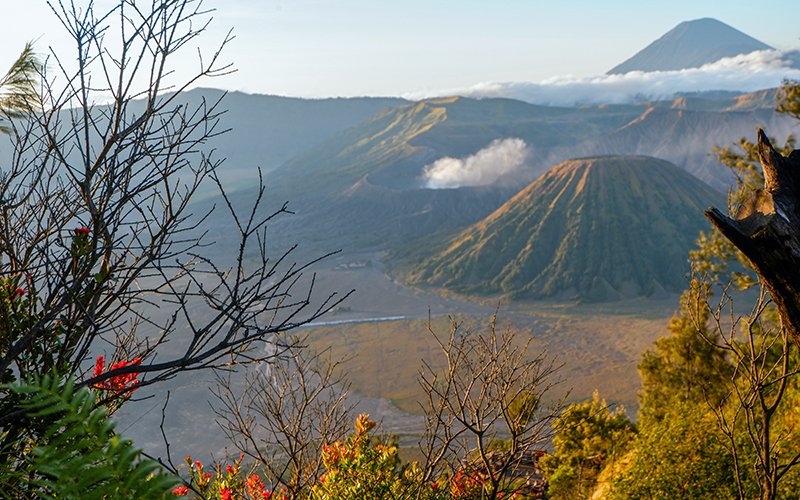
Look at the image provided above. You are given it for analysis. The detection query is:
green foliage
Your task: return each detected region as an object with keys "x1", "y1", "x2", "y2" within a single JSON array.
[
  {"x1": 608, "y1": 402, "x2": 741, "y2": 499},
  {"x1": 507, "y1": 389, "x2": 539, "y2": 432},
  {"x1": 611, "y1": 82, "x2": 800, "y2": 499},
  {"x1": 1, "y1": 373, "x2": 178, "y2": 499},
  {"x1": 777, "y1": 79, "x2": 800, "y2": 120},
  {"x1": 539, "y1": 391, "x2": 635, "y2": 499},
  {"x1": 637, "y1": 280, "x2": 732, "y2": 425}
]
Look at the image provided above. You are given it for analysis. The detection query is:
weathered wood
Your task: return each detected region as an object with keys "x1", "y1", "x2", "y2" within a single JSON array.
[{"x1": 705, "y1": 130, "x2": 800, "y2": 345}]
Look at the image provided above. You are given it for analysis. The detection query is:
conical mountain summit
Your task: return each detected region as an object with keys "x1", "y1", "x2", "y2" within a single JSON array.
[
  {"x1": 608, "y1": 18, "x2": 772, "y2": 74},
  {"x1": 406, "y1": 155, "x2": 722, "y2": 301}
]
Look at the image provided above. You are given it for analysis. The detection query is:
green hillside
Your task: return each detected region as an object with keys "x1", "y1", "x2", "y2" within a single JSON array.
[{"x1": 404, "y1": 156, "x2": 723, "y2": 301}]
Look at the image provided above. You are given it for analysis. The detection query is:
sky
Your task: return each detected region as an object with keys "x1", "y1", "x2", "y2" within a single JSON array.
[{"x1": 0, "y1": 0, "x2": 799, "y2": 99}]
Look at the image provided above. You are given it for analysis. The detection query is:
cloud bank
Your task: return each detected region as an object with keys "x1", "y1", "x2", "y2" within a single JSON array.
[
  {"x1": 406, "y1": 50, "x2": 800, "y2": 107},
  {"x1": 423, "y1": 138, "x2": 529, "y2": 189}
]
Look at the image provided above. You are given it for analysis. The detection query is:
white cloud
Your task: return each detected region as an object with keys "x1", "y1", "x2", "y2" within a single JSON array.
[
  {"x1": 405, "y1": 50, "x2": 800, "y2": 106},
  {"x1": 422, "y1": 138, "x2": 529, "y2": 189}
]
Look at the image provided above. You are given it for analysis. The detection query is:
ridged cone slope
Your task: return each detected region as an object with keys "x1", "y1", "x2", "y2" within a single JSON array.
[{"x1": 407, "y1": 156, "x2": 722, "y2": 301}]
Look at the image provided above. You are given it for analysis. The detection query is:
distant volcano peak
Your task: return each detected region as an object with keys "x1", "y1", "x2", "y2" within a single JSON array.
[{"x1": 608, "y1": 17, "x2": 772, "y2": 75}]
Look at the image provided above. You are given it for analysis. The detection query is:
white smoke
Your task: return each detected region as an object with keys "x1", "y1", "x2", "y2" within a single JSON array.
[
  {"x1": 423, "y1": 138, "x2": 529, "y2": 189},
  {"x1": 406, "y1": 50, "x2": 800, "y2": 106}
]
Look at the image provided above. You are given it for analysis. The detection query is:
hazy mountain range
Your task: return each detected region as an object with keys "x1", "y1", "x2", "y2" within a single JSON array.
[
  {"x1": 179, "y1": 17, "x2": 800, "y2": 302},
  {"x1": 2, "y1": 17, "x2": 794, "y2": 303}
]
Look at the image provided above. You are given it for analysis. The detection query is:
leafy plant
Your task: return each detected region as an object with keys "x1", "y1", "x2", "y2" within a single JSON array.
[
  {"x1": 540, "y1": 391, "x2": 634, "y2": 499},
  {"x1": 2, "y1": 373, "x2": 178, "y2": 498}
]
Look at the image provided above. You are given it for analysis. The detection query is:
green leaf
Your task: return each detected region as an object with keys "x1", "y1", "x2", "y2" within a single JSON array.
[{"x1": 3, "y1": 373, "x2": 180, "y2": 497}]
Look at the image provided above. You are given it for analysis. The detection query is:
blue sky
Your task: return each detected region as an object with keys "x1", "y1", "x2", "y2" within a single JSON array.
[{"x1": 1, "y1": 0, "x2": 798, "y2": 98}]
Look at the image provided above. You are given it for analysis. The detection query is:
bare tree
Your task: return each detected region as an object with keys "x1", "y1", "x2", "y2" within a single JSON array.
[
  {"x1": 212, "y1": 345, "x2": 353, "y2": 499},
  {"x1": 416, "y1": 314, "x2": 562, "y2": 499},
  {"x1": 0, "y1": 0, "x2": 349, "y2": 478},
  {"x1": 695, "y1": 282, "x2": 800, "y2": 500}
]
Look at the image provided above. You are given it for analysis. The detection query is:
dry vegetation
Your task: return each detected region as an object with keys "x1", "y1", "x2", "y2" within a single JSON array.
[{"x1": 305, "y1": 298, "x2": 675, "y2": 416}]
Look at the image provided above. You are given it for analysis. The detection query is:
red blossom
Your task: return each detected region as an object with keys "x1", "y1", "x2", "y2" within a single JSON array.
[
  {"x1": 172, "y1": 485, "x2": 189, "y2": 496},
  {"x1": 94, "y1": 356, "x2": 105, "y2": 379},
  {"x1": 91, "y1": 355, "x2": 142, "y2": 393},
  {"x1": 247, "y1": 473, "x2": 268, "y2": 497},
  {"x1": 14, "y1": 288, "x2": 25, "y2": 297},
  {"x1": 73, "y1": 227, "x2": 90, "y2": 236},
  {"x1": 220, "y1": 487, "x2": 232, "y2": 500}
]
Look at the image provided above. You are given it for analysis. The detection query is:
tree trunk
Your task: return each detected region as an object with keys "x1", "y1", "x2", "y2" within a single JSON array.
[{"x1": 705, "y1": 129, "x2": 800, "y2": 347}]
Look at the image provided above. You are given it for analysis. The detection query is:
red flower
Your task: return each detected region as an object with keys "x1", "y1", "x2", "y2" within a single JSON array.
[
  {"x1": 172, "y1": 485, "x2": 189, "y2": 496},
  {"x1": 73, "y1": 227, "x2": 90, "y2": 236},
  {"x1": 226, "y1": 464, "x2": 235, "y2": 475},
  {"x1": 220, "y1": 488, "x2": 232, "y2": 500},
  {"x1": 14, "y1": 288, "x2": 25, "y2": 297},
  {"x1": 91, "y1": 355, "x2": 142, "y2": 393},
  {"x1": 93, "y1": 356, "x2": 105, "y2": 379},
  {"x1": 248, "y1": 474, "x2": 267, "y2": 496}
]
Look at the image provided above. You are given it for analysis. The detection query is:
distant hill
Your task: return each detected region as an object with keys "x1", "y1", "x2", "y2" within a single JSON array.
[
  {"x1": 266, "y1": 96, "x2": 650, "y2": 200},
  {"x1": 264, "y1": 91, "x2": 794, "y2": 204},
  {"x1": 564, "y1": 96, "x2": 796, "y2": 190},
  {"x1": 186, "y1": 88, "x2": 405, "y2": 170},
  {"x1": 608, "y1": 18, "x2": 772, "y2": 74},
  {"x1": 158, "y1": 89, "x2": 406, "y2": 196},
  {"x1": 403, "y1": 156, "x2": 723, "y2": 301}
]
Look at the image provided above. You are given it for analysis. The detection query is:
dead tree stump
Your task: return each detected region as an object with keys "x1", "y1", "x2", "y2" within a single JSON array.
[{"x1": 706, "y1": 129, "x2": 800, "y2": 344}]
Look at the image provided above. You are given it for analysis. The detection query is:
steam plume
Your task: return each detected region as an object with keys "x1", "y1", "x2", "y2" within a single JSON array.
[{"x1": 423, "y1": 138, "x2": 529, "y2": 189}]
